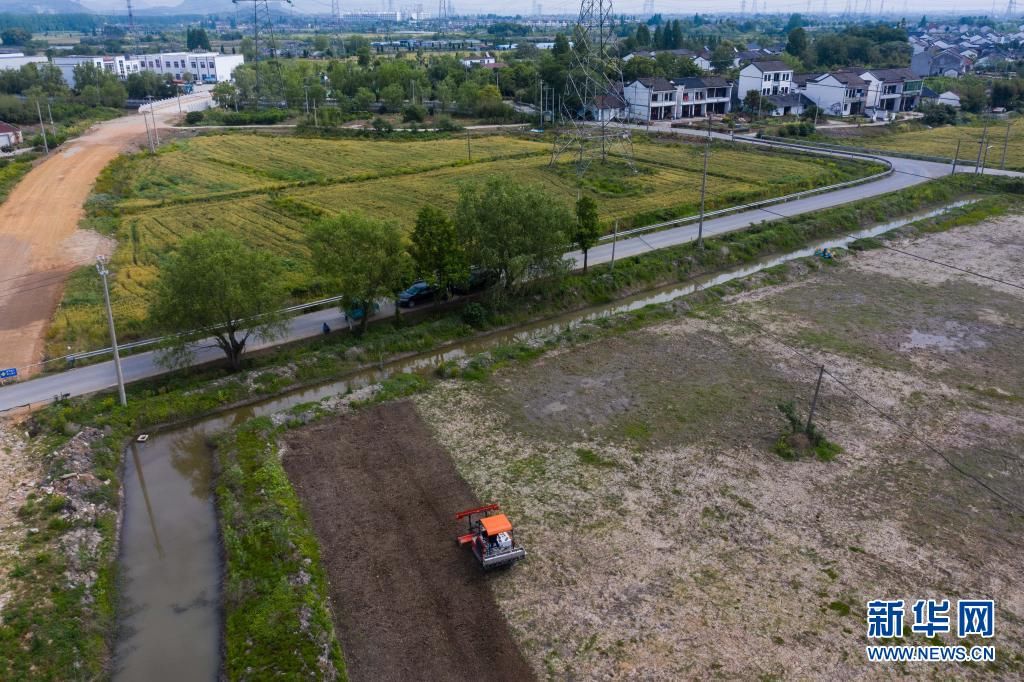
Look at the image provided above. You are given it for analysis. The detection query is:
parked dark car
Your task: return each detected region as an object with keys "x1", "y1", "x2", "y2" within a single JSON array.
[
  {"x1": 450, "y1": 267, "x2": 499, "y2": 295},
  {"x1": 398, "y1": 281, "x2": 435, "y2": 307}
]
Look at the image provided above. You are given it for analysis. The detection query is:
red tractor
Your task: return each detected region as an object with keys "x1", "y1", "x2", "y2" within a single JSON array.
[{"x1": 455, "y1": 503, "x2": 526, "y2": 569}]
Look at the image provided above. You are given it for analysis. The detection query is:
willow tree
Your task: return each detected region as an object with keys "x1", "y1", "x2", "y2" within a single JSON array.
[{"x1": 149, "y1": 230, "x2": 288, "y2": 371}]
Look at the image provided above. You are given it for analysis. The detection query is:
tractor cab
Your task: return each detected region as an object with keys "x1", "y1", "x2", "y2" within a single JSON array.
[{"x1": 455, "y1": 504, "x2": 526, "y2": 569}]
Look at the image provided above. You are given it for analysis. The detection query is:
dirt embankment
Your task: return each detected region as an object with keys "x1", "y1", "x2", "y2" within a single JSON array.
[
  {"x1": 0, "y1": 96, "x2": 205, "y2": 375},
  {"x1": 282, "y1": 401, "x2": 535, "y2": 682}
]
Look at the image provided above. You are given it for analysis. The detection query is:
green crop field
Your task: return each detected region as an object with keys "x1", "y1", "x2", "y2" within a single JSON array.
[
  {"x1": 49, "y1": 132, "x2": 879, "y2": 355},
  {"x1": 821, "y1": 118, "x2": 1024, "y2": 170}
]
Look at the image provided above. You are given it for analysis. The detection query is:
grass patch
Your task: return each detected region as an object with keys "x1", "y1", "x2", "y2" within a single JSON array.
[
  {"x1": 827, "y1": 601, "x2": 851, "y2": 616},
  {"x1": 0, "y1": 154, "x2": 36, "y2": 205},
  {"x1": 576, "y1": 448, "x2": 617, "y2": 468},
  {"x1": 215, "y1": 417, "x2": 346, "y2": 680}
]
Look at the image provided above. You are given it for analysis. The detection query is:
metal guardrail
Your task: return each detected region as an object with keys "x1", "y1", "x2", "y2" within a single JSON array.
[
  {"x1": 757, "y1": 134, "x2": 976, "y2": 168},
  {"x1": 599, "y1": 143, "x2": 894, "y2": 242},
  {"x1": 41, "y1": 295, "x2": 346, "y2": 366}
]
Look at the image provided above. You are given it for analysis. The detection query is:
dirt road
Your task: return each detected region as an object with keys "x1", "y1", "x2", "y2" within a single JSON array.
[
  {"x1": 282, "y1": 401, "x2": 535, "y2": 682},
  {"x1": 0, "y1": 95, "x2": 208, "y2": 376}
]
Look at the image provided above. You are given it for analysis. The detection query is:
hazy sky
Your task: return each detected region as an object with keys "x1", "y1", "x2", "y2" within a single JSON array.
[{"x1": 78, "y1": 0, "x2": 1020, "y2": 17}]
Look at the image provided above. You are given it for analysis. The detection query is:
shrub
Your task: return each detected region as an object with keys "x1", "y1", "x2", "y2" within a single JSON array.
[
  {"x1": 461, "y1": 302, "x2": 488, "y2": 328},
  {"x1": 437, "y1": 114, "x2": 462, "y2": 131},
  {"x1": 401, "y1": 104, "x2": 426, "y2": 123},
  {"x1": 184, "y1": 110, "x2": 203, "y2": 125}
]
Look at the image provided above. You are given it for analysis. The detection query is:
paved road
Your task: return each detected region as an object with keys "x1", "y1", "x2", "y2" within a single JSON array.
[{"x1": 1, "y1": 133, "x2": 1019, "y2": 412}]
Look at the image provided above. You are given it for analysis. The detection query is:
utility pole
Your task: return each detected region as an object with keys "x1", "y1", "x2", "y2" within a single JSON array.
[
  {"x1": 96, "y1": 257, "x2": 127, "y2": 407},
  {"x1": 1000, "y1": 123, "x2": 1010, "y2": 170},
  {"x1": 176, "y1": 84, "x2": 182, "y2": 113},
  {"x1": 974, "y1": 119, "x2": 988, "y2": 174},
  {"x1": 146, "y1": 96, "x2": 160, "y2": 146},
  {"x1": 46, "y1": 100, "x2": 56, "y2": 139},
  {"x1": 141, "y1": 109, "x2": 155, "y2": 152},
  {"x1": 303, "y1": 83, "x2": 310, "y2": 114},
  {"x1": 610, "y1": 219, "x2": 618, "y2": 271},
  {"x1": 805, "y1": 365, "x2": 825, "y2": 433},
  {"x1": 697, "y1": 138, "x2": 710, "y2": 248},
  {"x1": 466, "y1": 129, "x2": 471, "y2": 161},
  {"x1": 951, "y1": 139, "x2": 960, "y2": 175},
  {"x1": 35, "y1": 100, "x2": 49, "y2": 155}
]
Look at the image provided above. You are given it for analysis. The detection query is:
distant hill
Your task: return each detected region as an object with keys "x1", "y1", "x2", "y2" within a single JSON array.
[
  {"x1": 132, "y1": 0, "x2": 239, "y2": 15},
  {"x1": 0, "y1": 0, "x2": 93, "y2": 13}
]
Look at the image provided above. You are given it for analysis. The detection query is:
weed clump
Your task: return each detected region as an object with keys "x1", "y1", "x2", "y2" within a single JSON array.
[{"x1": 774, "y1": 401, "x2": 842, "y2": 462}]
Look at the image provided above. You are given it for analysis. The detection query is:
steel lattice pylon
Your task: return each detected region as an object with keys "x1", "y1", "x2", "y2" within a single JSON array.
[
  {"x1": 549, "y1": 0, "x2": 635, "y2": 175},
  {"x1": 233, "y1": 0, "x2": 292, "y2": 107}
]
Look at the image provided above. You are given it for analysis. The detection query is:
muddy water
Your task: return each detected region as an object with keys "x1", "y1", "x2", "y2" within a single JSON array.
[{"x1": 111, "y1": 200, "x2": 973, "y2": 679}]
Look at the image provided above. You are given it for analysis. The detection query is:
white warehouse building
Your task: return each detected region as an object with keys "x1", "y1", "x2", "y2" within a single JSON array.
[
  {"x1": 53, "y1": 52, "x2": 244, "y2": 88},
  {"x1": 131, "y1": 52, "x2": 244, "y2": 84}
]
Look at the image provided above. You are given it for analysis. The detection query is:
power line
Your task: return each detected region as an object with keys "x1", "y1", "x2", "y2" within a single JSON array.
[
  {"x1": 881, "y1": 245, "x2": 1024, "y2": 292},
  {"x1": 723, "y1": 310, "x2": 1024, "y2": 517}
]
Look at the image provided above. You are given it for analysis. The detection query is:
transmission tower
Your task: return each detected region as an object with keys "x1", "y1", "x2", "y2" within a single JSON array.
[
  {"x1": 643, "y1": 0, "x2": 654, "y2": 15},
  {"x1": 1009, "y1": 0, "x2": 1018, "y2": 17},
  {"x1": 550, "y1": 0, "x2": 634, "y2": 175},
  {"x1": 437, "y1": 0, "x2": 447, "y2": 18},
  {"x1": 740, "y1": 0, "x2": 746, "y2": 16},
  {"x1": 331, "y1": 0, "x2": 341, "y2": 23},
  {"x1": 233, "y1": 0, "x2": 292, "y2": 108},
  {"x1": 124, "y1": 0, "x2": 139, "y2": 49}
]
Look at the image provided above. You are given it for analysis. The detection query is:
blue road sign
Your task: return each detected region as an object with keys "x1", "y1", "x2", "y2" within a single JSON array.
[{"x1": 0, "y1": 368, "x2": 17, "y2": 379}]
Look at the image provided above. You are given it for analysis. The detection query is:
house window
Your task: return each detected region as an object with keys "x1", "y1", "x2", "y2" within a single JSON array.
[
  {"x1": 190, "y1": 62, "x2": 197, "y2": 69},
  {"x1": 764, "y1": 74, "x2": 770, "y2": 81},
  {"x1": 783, "y1": 73, "x2": 790, "y2": 80}
]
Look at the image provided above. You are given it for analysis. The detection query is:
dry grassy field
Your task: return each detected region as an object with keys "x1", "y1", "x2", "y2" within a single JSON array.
[
  {"x1": 408, "y1": 215, "x2": 1024, "y2": 679},
  {"x1": 821, "y1": 118, "x2": 1024, "y2": 170},
  {"x1": 49, "y1": 132, "x2": 877, "y2": 354}
]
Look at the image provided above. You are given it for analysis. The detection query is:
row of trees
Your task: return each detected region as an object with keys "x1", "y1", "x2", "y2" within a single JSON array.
[{"x1": 151, "y1": 179, "x2": 602, "y2": 370}]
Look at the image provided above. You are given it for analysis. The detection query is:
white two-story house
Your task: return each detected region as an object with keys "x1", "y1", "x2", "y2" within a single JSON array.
[
  {"x1": 803, "y1": 70, "x2": 867, "y2": 116},
  {"x1": 623, "y1": 77, "x2": 677, "y2": 122},
  {"x1": 737, "y1": 60, "x2": 794, "y2": 100}
]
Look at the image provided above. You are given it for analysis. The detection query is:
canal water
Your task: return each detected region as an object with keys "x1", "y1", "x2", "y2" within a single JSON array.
[{"x1": 111, "y1": 201, "x2": 974, "y2": 680}]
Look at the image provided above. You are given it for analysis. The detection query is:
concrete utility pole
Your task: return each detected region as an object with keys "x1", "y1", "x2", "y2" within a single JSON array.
[
  {"x1": 466, "y1": 129, "x2": 471, "y2": 161},
  {"x1": 35, "y1": 100, "x2": 49, "y2": 155},
  {"x1": 951, "y1": 139, "x2": 960, "y2": 175},
  {"x1": 974, "y1": 119, "x2": 988, "y2": 175},
  {"x1": 806, "y1": 365, "x2": 825, "y2": 433},
  {"x1": 141, "y1": 109, "x2": 155, "y2": 152},
  {"x1": 146, "y1": 96, "x2": 160, "y2": 146},
  {"x1": 96, "y1": 257, "x2": 127, "y2": 407},
  {"x1": 46, "y1": 101, "x2": 56, "y2": 139},
  {"x1": 1000, "y1": 123, "x2": 1011, "y2": 170},
  {"x1": 697, "y1": 138, "x2": 710, "y2": 248},
  {"x1": 610, "y1": 219, "x2": 618, "y2": 271}
]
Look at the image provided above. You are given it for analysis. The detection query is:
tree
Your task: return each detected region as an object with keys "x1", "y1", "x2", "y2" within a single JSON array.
[
  {"x1": 212, "y1": 80, "x2": 239, "y2": 109},
  {"x1": 744, "y1": 89, "x2": 768, "y2": 116},
  {"x1": 307, "y1": 213, "x2": 409, "y2": 334},
  {"x1": 784, "y1": 13, "x2": 804, "y2": 33},
  {"x1": 552, "y1": 33, "x2": 570, "y2": 57},
  {"x1": 186, "y1": 27, "x2": 211, "y2": 51},
  {"x1": 1, "y1": 28, "x2": 32, "y2": 46},
  {"x1": 710, "y1": 44, "x2": 735, "y2": 72},
  {"x1": 573, "y1": 195, "x2": 600, "y2": 273},
  {"x1": 410, "y1": 205, "x2": 467, "y2": 302},
  {"x1": 786, "y1": 28, "x2": 808, "y2": 60},
  {"x1": 380, "y1": 82, "x2": 405, "y2": 112},
  {"x1": 635, "y1": 23, "x2": 651, "y2": 47},
  {"x1": 455, "y1": 178, "x2": 570, "y2": 293},
  {"x1": 149, "y1": 230, "x2": 288, "y2": 371}
]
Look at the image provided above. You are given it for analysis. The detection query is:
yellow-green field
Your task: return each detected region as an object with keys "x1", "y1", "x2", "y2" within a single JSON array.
[
  {"x1": 822, "y1": 118, "x2": 1024, "y2": 170},
  {"x1": 50, "y1": 133, "x2": 878, "y2": 355}
]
